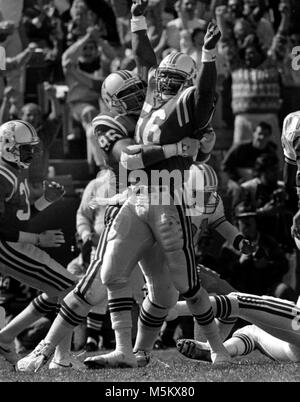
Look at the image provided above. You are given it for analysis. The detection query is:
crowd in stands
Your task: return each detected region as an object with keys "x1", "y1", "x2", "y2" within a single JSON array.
[{"x1": 1, "y1": 0, "x2": 300, "y2": 354}]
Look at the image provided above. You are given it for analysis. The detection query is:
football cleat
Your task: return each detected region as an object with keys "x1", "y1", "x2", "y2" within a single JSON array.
[
  {"x1": 49, "y1": 354, "x2": 86, "y2": 370},
  {"x1": 16, "y1": 339, "x2": 55, "y2": 372},
  {"x1": 134, "y1": 350, "x2": 151, "y2": 367},
  {"x1": 84, "y1": 351, "x2": 138, "y2": 369},
  {"x1": 0, "y1": 340, "x2": 18, "y2": 364},
  {"x1": 176, "y1": 339, "x2": 212, "y2": 362}
]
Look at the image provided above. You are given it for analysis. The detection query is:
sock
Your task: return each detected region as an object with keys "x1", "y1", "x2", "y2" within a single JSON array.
[
  {"x1": 86, "y1": 312, "x2": 105, "y2": 340},
  {"x1": 224, "y1": 333, "x2": 255, "y2": 357},
  {"x1": 134, "y1": 297, "x2": 167, "y2": 352},
  {"x1": 186, "y1": 287, "x2": 228, "y2": 355}
]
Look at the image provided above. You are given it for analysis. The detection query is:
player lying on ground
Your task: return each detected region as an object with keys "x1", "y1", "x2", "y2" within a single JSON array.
[{"x1": 172, "y1": 282, "x2": 300, "y2": 362}]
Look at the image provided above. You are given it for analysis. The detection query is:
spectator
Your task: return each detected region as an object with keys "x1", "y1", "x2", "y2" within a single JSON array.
[
  {"x1": 0, "y1": 0, "x2": 25, "y2": 104},
  {"x1": 222, "y1": 122, "x2": 276, "y2": 201},
  {"x1": 155, "y1": 0, "x2": 207, "y2": 58},
  {"x1": 217, "y1": 3, "x2": 289, "y2": 160},
  {"x1": 219, "y1": 202, "x2": 297, "y2": 301},
  {"x1": 62, "y1": 25, "x2": 111, "y2": 173},
  {"x1": 240, "y1": 153, "x2": 294, "y2": 250}
]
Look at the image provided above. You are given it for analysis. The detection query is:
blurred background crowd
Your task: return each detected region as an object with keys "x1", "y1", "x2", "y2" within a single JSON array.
[{"x1": 1, "y1": 0, "x2": 300, "y2": 355}]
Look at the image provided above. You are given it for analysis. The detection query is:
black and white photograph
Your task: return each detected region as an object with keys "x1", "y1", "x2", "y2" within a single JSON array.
[{"x1": 0, "y1": 0, "x2": 299, "y2": 388}]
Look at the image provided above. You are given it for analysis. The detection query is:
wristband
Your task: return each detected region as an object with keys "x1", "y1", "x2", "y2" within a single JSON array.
[
  {"x1": 34, "y1": 195, "x2": 52, "y2": 211},
  {"x1": 201, "y1": 47, "x2": 217, "y2": 62},
  {"x1": 233, "y1": 234, "x2": 245, "y2": 251},
  {"x1": 163, "y1": 144, "x2": 179, "y2": 159},
  {"x1": 131, "y1": 16, "x2": 147, "y2": 32}
]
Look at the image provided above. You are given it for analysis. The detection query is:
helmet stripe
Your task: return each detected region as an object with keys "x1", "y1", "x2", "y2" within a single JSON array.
[
  {"x1": 115, "y1": 70, "x2": 132, "y2": 80},
  {"x1": 15, "y1": 120, "x2": 39, "y2": 144}
]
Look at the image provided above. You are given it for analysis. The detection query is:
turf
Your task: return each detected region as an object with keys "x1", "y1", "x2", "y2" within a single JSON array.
[{"x1": 0, "y1": 349, "x2": 299, "y2": 382}]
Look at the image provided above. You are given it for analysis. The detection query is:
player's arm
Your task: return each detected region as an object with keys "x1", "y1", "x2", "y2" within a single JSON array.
[
  {"x1": 131, "y1": 0, "x2": 157, "y2": 82},
  {"x1": 193, "y1": 22, "x2": 221, "y2": 133},
  {"x1": 209, "y1": 196, "x2": 254, "y2": 255},
  {"x1": 120, "y1": 137, "x2": 200, "y2": 170}
]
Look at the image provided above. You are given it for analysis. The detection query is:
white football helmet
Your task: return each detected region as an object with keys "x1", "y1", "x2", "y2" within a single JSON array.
[
  {"x1": 0, "y1": 120, "x2": 39, "y2": 168},
  {"x1": 185, "y1": 162, "x2": 219, "y2": 215},
  {"x1": 156, "y1": 52, "x2": 197, "y2": 101},
  {"x1": 101, "y1": 70, "x2": 146, "y2": 115}
]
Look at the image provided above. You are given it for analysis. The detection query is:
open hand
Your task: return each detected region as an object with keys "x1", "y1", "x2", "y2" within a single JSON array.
[{"x1": 203, "y1": 22, "x2": 221, "y2": 50}]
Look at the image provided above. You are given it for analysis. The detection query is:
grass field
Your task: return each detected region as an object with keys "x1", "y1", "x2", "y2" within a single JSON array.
[{"x1": 0, "y1": 349, "x2": 299, "y2": 383}]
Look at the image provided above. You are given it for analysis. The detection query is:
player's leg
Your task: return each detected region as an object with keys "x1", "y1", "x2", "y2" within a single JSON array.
[
  {"x1": 84, "y1": 201, "x2": 155, "y2": 369},
  {"x1": 225, "y1": 325, "x2": 300, "y2": 362},
  {"x1": 149, "y1": 203, "x2": 230, "y2": 363},
  {"x1": 133, "y1": 244, "x2": 179, "y2": 365},
  {"x1": 16, "y1": 205, "x2": 120, "y2": 372},
  {"x1": 0, "y1": 240, "x2": 76, "y2": 363}
]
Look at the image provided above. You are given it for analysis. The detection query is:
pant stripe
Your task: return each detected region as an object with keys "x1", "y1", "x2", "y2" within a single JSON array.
[
  {"x1": 0, "y1": 242, "x2": 73, "y2": 291},
  {"x1": 175, "y1": 204, "x2": 197, "y2": 291},
  {"x1": 76, "y1": 205, "x2": 119, "y2": 297},
  {"x1": 236, "y1": 294, "x2": 300, "y2": 321}
]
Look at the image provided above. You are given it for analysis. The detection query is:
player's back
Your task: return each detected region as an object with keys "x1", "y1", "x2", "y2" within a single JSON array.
[
  {"x1": 282, "y1": 111, "x2": 300, "y2": 165},
  {"x1": 92, "y1": 110, "x2": 138, "y2": 191}
]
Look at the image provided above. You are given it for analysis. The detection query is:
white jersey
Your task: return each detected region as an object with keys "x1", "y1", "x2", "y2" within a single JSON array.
[{"x1": 281, "y1": 111, "x2": 300, "y2": 166}]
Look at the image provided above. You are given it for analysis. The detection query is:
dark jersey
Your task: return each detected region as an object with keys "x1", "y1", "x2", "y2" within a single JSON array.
[
  {"x1": 0, "y1": 160, "x2": 31, "y2": 241},
  {"x1": 92, "y1": 110, "x2": 138, "y2": 191},
  {"x1": 135, "y1": 67, "x2": 206, "y2": 174}
]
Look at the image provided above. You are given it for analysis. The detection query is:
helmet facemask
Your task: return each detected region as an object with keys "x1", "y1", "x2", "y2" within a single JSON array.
[{"x1": 156, "y1": 67, "x2": 192, "y2": 101}]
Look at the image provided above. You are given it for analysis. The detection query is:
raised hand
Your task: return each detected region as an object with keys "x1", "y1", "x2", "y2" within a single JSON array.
[
  {"x1": 43, "y1": 180, "x2": 65, "y2": 203},
  {"x1": 131, "y1": 0, "x2": 148, "y2": 17},
  {"x1": 203, "y1": 22, "x2": 221, "y2": 50}
]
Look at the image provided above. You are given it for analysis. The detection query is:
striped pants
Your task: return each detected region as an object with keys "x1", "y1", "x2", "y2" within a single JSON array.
[{"x1": 0, "y1": 240, "x2": 76, "y2": 299}]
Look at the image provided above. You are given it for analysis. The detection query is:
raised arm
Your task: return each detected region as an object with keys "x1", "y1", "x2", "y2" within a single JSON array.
[
  {"x1": 194, "y1": 22, "x2": 221, "y2": 132},
  {"x1": 130, "y1": 0, "x2": 157, "y2": 82}
]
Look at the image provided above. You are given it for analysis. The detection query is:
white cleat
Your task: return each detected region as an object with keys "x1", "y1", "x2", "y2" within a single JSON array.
[
  {"x1": 49, "y1": 354, "x2": 86, "y2": 370},
  {"x1": 84, "y1": 351, "x2": 138, "y2": 369},
  {"x1": 0, "y1": 340, "x2": 18, "y2": 364},
  {"x1": 16, "y1": 340, "x2": 55, "y2": 373}
]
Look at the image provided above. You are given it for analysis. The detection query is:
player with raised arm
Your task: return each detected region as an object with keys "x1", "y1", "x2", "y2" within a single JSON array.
[
  {"x1": 83, "y1": 0, "x2": 231, "y2": 369},
  {"x1": 0, "y1": 120, "x2": 77, "y2": 365},
  {"x1": 16, "y1": 69, "x2": 198, "y2": 372}
]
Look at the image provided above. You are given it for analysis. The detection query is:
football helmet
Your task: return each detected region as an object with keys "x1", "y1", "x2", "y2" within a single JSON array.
[
  {"x1": 101, "y1": 70, "x2": 146, "y2": 115},
  {"x1": 185, "y1": 162, "x2": 219, "y2": 215},
  {"x1": 155, "y1": 52, "x2": 197, "y2": 100},
  {"x1": 0, "y1": 120, "x2": 39, "y2": 168}
]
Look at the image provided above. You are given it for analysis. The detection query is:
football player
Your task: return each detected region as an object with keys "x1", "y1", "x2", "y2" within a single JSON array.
[
  {"x1": 0, "y1": 120, "x2": 77, "y2": 365},
  {"x1": 16, "y1": 69, "x2": 197, "y2": 372},
  {"x1": 281, "y1": 111, "x2": 300, "y2": 249},
  {"x1": 175, "y1": 291, "x2": 300, "y2": 363},
  {"x1": 82, "y1": 0, "x2": 231, "y2": 369}
]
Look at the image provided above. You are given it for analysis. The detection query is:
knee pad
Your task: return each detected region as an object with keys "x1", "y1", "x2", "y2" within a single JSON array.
[{"x1": 148, "y1": 283, "x2": 179, "y2": 310}]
